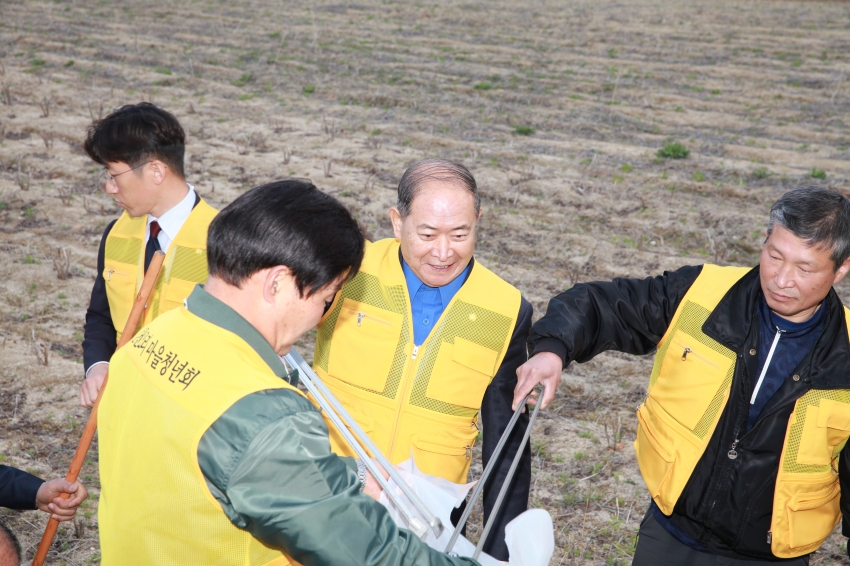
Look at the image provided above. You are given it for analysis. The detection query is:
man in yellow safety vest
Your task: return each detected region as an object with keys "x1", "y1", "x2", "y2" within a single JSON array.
[
  {"x1": 515, "y1": 186, "x2": 850, "y2": 564},
  {"x1": 97, "y1": 179, "x2": 482, "y2": 566},
  {"x1": 313, "y1": 159, "x2": 532, "y2": 559},
  {"x1": 80, "y1": 102, "x2": 217, "y2": 407}
]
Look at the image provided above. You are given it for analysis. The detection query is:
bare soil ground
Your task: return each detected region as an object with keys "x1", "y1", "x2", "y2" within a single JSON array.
[{"x1": 2, "y1": 0, "x2": 850, "y2": 564}]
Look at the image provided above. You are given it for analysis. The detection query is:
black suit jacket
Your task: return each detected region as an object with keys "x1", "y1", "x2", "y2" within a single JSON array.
[{"x1": 0, "y1": 465, "x2": 42, "y2": 510}]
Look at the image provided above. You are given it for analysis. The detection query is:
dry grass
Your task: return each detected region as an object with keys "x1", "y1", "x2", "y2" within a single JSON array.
[{"x1": 2, "y1": 0, "x2": 850, "y2": 563}]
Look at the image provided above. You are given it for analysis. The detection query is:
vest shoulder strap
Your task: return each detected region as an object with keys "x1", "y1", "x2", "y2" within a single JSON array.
[
  {"x1": 110, "y1": 211, "x2": 146, "y2": 239},
  {"x1": 172, "y1": 199, "x2": 218, "y2": 250}
]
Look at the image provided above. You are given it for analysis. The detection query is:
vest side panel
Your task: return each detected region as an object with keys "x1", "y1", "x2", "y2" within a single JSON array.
[
  {"x1": 637, "y1": 265, "x2": 747, "y2": 515},
  {"x1": 99, "y1": 308, "x2": 294, "y2": 566},
  {"x1": 103, "y1": 213, "x2": 146, "y2": 341},
  {"x1": 770, "y1": 307, "x2": 850, "y2": 558},
  {"x1": 147, "y1": 200, "x2": 218, "y2": 325}
]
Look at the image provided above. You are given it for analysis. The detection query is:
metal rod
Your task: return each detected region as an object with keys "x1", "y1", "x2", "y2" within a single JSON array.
[
  {"x1": 285, "y1": 349, "x2": 444, "y2": 538},
  {"x1": 286, "y1": 352, "x2": 428, "y2": 538},
  {"x1": 444, "y1": 390, "x2": 532, "y2": 553},
  {"x1": 473, "y1": 392, "x2": 542, "y2": 560},
  {"x1": 32, "y1": 251, "x2": 167, "y2": 566}
]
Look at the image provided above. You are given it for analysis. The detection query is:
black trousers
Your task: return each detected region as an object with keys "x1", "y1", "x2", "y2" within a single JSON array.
[{"x1": 632, "y1": 507, "x2": 809, "y2": 566}]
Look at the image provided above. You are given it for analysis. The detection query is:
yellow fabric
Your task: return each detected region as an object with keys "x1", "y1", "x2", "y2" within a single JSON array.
[
  {"x1": 635, "y1": 263, "x2": 850, "y2": 558},
  {"x1": 103, "y1": 199, "x2": 218, "y2": 341},
  {"x1": 98, "y1": 306, "x2": 295, "y2": 566},
  {"x1": 313, "y1": 239, "x2": 521, "y2": 483}
]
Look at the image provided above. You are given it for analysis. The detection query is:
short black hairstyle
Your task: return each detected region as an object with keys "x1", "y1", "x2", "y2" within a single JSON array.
[
  {"x1": 0, "y1": 520, "x2": 21, "y2": 566},
  {"x1": 207, "y1": 180, "x2": 365, "y2": 295},
  {"x1": 396, "y1": 159, "x2": 479, "y2": 218},
  {"x1": 84, "y1": 102, "x2": 186, "y2": 179},
  {"x1": 768, "y1": 185, "x2": 850, "y2": 270}
]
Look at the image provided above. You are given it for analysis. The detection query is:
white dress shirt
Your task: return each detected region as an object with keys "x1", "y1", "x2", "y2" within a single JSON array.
[{"x1": 146, "y1": 183, "x2": 197, "y2": 252}]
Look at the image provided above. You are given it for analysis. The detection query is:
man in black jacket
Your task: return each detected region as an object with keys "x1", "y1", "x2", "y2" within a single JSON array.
[
  {"x1": 0, "y1": 465, "x2": 88, "y2": 564},
  {"x1": 513, "y1": 186, "x2": 850, "y2": 564}
]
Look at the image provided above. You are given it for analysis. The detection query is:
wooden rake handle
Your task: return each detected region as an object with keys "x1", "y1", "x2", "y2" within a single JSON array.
[{"x1": 32, "y1": 250, "x2": 166, "y2": 566}]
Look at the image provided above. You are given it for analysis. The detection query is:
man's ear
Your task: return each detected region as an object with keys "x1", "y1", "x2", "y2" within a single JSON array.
[
  {"x1": 263, "y1": 265, "x2": 293, "y2": 303},
  {"x1": 149, "y1": 160, "x2": 168, "y2": 186},
  {"x1": 833, "y1": 257, "x2": 850, "y2": 285},
  {"x1": 388, "y1": 207, "x2": 404, "y2": 240}
]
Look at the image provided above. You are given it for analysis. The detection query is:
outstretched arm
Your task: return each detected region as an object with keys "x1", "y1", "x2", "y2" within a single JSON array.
[{"x1": 514, "y1": 265, "x2": 703, "y2": 409}]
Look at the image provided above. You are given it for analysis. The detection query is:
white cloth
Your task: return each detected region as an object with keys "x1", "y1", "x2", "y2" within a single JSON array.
[
  {"x1": 378, "y1": 458, "x2": 554, "y2": 566},
  {"x1": 147, "y1": 183, "x2": 195, "y2": 252}
]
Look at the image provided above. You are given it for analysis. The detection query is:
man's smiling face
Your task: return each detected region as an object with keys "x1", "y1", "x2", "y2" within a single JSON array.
[{"x1": 390, "y1": 180, "x2": 480, "y2": 288}]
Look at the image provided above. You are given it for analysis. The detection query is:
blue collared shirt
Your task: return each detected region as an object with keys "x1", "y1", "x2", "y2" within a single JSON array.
[{"x1": 401, "y1": 258, "x2": 472, "y2": 345}]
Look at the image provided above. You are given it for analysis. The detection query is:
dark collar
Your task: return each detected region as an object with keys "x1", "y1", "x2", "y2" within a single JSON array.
[{"x1": 703, "y1": 265, "x2": 850, "y2": 389}]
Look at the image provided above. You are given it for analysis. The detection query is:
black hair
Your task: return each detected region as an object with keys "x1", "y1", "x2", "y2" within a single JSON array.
[
  {"x1": 84, "y1": 102, "x2": 186, "y2": 179},
  {"x1": 396, "y1": 159, "x2": 479, "y2": 218},
  {"x1": 768, "y1": 185, "x2": 850, "y2": 270},
  {"x1": 0, "y1": 520, "x2": 21, "y2": 566},
  {"x1": 207, "y1": 180, "x2": 365, "y2": 295}
]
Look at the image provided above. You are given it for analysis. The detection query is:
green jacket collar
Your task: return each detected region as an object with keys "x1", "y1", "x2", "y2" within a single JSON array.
[{"x1": 186, "y1": 285, "x2": 298, "y2": 385}]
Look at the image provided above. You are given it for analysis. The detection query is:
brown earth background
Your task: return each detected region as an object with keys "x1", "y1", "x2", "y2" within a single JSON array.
[{"x1": 2, "y1": 0, "x2": 850, "y2": 564}]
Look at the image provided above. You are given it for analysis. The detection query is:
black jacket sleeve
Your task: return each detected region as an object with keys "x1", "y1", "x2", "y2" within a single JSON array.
[
  {"x1": 480, "y1": 297, "x2": 533, "y2": 560},
  {"x1": 527, "y1": 265, "x2": 703, "y2": 366},
  {"x1": 82, "y1": 219, "x2": 119, "y2": 374},
  {"x1": 0, "y1": 465, "x2": 43, "y2": 510}
]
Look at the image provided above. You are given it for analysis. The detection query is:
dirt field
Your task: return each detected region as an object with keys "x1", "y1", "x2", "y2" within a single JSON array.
[{"x1": 2, "y1": 0, "x2": 850, "y2": 563}]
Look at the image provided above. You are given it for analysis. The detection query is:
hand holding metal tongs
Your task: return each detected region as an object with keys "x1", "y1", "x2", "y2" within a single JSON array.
[
  {"x1": 445, "y1": 387, "x2": 544, "y2": 560},
  {"x1": 283, "y1": 349, "x2": 444, "y2": 539}
]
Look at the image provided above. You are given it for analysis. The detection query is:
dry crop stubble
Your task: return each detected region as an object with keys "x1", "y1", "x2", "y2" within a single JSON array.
[{"x1": 2, "y1": 0, "x2": 850, "y2": 563}]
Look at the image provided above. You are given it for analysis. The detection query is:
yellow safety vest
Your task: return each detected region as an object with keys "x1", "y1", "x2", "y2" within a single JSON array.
[
  {"x1": 313, "y1": 238, "x2": 521, "y2": 483},
  {"x1": 636, "y1": 264, "x2": 850, "y2": 558},
  {"x1": 103, "y1": 199, "x2": 217, "y2": 341},
  {"x1": 98, "y1": 306, "x2": 295, "y2": 566}
]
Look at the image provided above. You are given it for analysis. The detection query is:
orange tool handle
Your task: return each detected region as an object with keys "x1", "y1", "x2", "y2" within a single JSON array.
[{"x1": 32, "y1": 250, "x2": 166, "y2": 566}]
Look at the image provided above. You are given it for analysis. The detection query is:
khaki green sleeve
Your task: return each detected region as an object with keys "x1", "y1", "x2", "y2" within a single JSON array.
[{"x1": 198, "y1": 388, "x2": 480, "y2": 566}]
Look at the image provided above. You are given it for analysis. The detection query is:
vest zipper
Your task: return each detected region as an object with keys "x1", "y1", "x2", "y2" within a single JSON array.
[
  {"x1": 728, "y1": 438, "x2": 739, "y2": 460},
  {"x1": 465, "y1": 445, "x2": 471, "y2": 460},
  {"x1": 354, "y1": 311, "x2": 392, "y2": 327},
  {"x1": 387, "y1": 344, "x2": 421, "y2": 458},
  {"x1": 767, "y1": 531, "x2": 772, "y2": 545},
  {"x1": 750, "y1": 326, "x2": 784, "y2": 405}
]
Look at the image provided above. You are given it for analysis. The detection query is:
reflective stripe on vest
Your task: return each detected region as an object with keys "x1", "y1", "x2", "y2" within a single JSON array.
[
  {"x1": 98, "y1": 307, "x2": 294, "y2": 566},
  {"x1": 313, "y1": 239, "x2": 522, "y2": 483},
  {"x1": 635, "y1": 264, "x2": 850, "y2": 558},
  {"x1": 103, "y1": 199, "x2": 218, "y2": 342}
]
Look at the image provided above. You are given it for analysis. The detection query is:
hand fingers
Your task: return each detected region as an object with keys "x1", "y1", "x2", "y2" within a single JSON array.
[{"x1": 541, "y1": 380, "x2": 557, "y2": 409}]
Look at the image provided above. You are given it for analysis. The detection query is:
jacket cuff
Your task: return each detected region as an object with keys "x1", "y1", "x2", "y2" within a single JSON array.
[{"x1": 530, "y1": 338, "x2": 568, "y2": 368}]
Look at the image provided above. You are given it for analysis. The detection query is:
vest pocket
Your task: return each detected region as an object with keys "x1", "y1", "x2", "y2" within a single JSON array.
[
  {"x1": 425, "y1": 338, "x2": 498, "y2": 409},
  {"x1": 163, "y1": 279, "x2": 198, "y2": 311},
  {"x1": 796, "y1": 400, "x2": 850, "y2": 466},
  {"x1": 635, "y1": 402, "x2": 675, "y2": 502},
  {"x1": 785, "y1": 480, "x2": 840, "y2": 550},
  {"x1": 103, "y1": 264, "x2": 136, "y2": 333},
  {"x1": 650, "y1": 330, "x2": 732, "y2": 431},
  {"x1": 327, "y1": 299, "x2": 403, "y2": 393},
  {"x1": 412, "y1": 431, "x2": 476, "y2": 481}
]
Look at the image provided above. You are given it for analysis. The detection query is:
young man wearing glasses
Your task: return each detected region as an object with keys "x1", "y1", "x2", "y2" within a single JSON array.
[{"x1": 79, "y1": 102, "x2": 218, "y2": 407}]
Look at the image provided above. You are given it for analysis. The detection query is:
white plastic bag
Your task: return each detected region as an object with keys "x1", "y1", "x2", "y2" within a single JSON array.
[{"x1": 378, "y1": 458, "x2": 553, "y2": 566}]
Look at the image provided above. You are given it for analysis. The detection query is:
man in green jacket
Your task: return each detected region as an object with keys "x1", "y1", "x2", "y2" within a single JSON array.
[{"x1": 97, "y1": 179, "x2": 481, "y2": 566}]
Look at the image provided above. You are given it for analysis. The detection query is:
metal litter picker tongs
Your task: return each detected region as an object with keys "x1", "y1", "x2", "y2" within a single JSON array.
[
  {"x1": 284, "y1": 349, "x2": 444, "y2": 539},
  {"x1": 445, "y1": 387, "x2": 543, "y2": 560}
]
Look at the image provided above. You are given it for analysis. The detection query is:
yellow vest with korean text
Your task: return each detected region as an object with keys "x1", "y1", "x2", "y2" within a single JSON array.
[
  {"x1": 313, "y1": 239, "x2": 521, "y2": 483},
  {"x1": 103, "y1": 199, "x2": 217, "y2": 341},
  {"x1": 98, "y1": 306, "x2": 296, "y2": 566},
  {"x1": 635, "y1": 263, "x2": 850, "y2": 559}
]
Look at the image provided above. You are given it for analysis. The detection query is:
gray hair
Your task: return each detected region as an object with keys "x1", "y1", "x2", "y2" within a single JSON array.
[
  {"x1": 396, "y1": 159, "x2": 479, "y2": 218},
  {"x1": 768, "y1": 186, "x2": 850, "y2": 270}
]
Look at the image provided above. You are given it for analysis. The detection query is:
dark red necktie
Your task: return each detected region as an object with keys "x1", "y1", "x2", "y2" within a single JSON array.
[{"x1": 144, "y1": 220, "x2": 162, "y2": 273}]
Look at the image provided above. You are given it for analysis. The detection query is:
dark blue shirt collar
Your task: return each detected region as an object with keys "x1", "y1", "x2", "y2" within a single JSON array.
[{"x1": 759, "y1": 294, "x2": 826, "y2": 335}]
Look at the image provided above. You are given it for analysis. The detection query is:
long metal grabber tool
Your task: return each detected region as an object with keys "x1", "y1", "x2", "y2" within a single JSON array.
[
  {"x1": 444, "y1": 388, "x2": 543, "y2": 556},
  {"x1": 32, "y1": 251, "x2": 166, "y2": 566},
  {"x1": 284, "y1": 349, "x2": 443, "y2": 538}
]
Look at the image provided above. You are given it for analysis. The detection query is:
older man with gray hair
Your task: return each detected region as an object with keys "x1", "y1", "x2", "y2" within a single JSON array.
[
  {"x1": 514, "y1": 186, "x2": 850, "y2": 565},
  {"x1": 313, "y1": 159, "x2": 532, "y2": 559}
]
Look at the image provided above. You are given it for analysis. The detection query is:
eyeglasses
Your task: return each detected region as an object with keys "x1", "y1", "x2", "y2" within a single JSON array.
[{"x1": 97, "y1": 161, "x2": 151, "y2": 190}]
